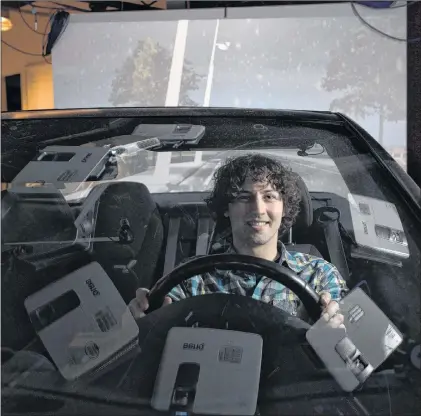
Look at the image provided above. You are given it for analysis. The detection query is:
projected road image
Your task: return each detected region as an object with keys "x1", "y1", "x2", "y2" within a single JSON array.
[{"x1": 53, "y1": 4, "x2": 406, "y2": 161}]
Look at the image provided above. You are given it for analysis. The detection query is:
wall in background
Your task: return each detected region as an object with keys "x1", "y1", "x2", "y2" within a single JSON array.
[
  {"x1": 1, "y1": 1, "x2": 167, "y2": 111},
  {"x1": 24, "y1": 63, "x2": 54, "y2": 110},
  {"x1": 1, "y1": 9, "x2": 52, "y2": 110}
]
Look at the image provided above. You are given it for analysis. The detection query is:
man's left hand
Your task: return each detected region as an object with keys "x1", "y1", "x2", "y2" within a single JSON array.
[{"x1": 320, "y1": 292, "x2": 345, "y2": 329}]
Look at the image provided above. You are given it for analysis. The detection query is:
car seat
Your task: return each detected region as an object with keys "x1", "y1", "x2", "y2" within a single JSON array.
[
  {"x1": 92, "y1": 182, "x2": 165, "y2": 304},
  {"x1": 1, "y1": 182, "x2": 165, "y2": 352}
]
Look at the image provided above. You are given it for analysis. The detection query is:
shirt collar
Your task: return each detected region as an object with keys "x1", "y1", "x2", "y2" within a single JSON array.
[
  {"x1": 279, "y1": 242, "x2": 304, "y2": 273},
  {"x1": 222, "y1": 241, "x2": 303, "y2": 274}
]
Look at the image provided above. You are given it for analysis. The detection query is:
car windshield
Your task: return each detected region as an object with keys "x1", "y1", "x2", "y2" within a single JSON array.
[
  {"x1": 1, "y1": 3, "x2": 419, "y2": 415},
  {"x1": 2, "y1": 112, "x2": 420, "y2": 415}
]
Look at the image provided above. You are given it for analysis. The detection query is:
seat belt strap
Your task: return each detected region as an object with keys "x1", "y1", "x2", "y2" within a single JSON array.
[
  {"x1": 315, "y1": 207, "x2": 350, "y2": 281},
  {"x1": 196, "y1": 217, "x2": 211, "y2": 256},
  {"x1": 163, "y1": 216, "x2": 180, "y2": 275}
]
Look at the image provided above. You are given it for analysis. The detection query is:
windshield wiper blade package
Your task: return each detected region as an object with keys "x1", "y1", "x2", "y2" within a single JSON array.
[
  {"x1": 152, "y1": 327, "x2": 262, "y2": 416},
  {"x1": 306, "y1": 287, "x2": 403, "y2": 392},
  {"x1": 24, "y1": 262, "x2": 139, "y2": 382},
  {"x1": 132, "y1": 124, "x2": 206, "y2": 146},
  {"x1": 347, "y1": 194, "x2": 409, "y2": 259},
  {"x1": 11, "y1": 146, "x2": 118, "y2": 197},
  {"x1": 83, "y1": 134, "x2": 160, "y2": 151}
]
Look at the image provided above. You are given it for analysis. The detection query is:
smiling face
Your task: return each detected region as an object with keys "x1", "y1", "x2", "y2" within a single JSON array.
[{"x1": 227, "y1": 177, "x2": 284, "y2": 251}]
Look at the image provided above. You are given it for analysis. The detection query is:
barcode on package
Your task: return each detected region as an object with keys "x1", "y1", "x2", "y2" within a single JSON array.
[
  {"x1": 219, "y1": 346, "x2": 243, "y2": 364},
  {"x1": 384, "y1": 324, "x2": 402, "y2": 351},
  {"x1": 359, "y1": 203, "x2": 371, "y2": 215},
  {"x1": 95, "y1": 307, "x2": 117, "y2": 332}
]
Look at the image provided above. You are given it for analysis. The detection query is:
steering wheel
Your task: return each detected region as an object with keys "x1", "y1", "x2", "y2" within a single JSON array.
[
  {"x1": 147, "y1": 254, "x2": 322, "y2": 321},
  {"x1": 106, "y1": 254, "x2": 339, "y2": 407}
]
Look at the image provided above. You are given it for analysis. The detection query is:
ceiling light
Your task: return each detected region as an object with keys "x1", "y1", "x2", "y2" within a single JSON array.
[{"x1": 1, "y1": 9, "x2": 13, "y2": 32}]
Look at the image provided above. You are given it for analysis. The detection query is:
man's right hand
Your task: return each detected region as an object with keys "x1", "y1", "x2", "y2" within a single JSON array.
[{"x1": 128, "y1": 288, "x2": 172, "y2": 320}]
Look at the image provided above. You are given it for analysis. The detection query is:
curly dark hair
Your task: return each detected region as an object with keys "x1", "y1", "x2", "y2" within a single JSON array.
[{"x1": 205, "y1": 153, "x2": 302, "y2": 237}]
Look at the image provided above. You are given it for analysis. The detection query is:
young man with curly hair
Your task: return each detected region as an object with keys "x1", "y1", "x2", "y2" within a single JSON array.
[{"x1": 130, "y1": 154, "x2": 348, "y2": 327}]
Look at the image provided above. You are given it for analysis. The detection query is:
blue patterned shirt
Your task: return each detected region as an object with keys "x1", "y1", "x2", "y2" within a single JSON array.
[{"x1": 167, "y1": 243, "x2": 348, "y2": 316}]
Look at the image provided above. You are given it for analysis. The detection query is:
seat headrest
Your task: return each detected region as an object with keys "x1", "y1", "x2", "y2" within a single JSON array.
[{"x1": 292, "y1": 173, "x2": 313, "y2": 232}]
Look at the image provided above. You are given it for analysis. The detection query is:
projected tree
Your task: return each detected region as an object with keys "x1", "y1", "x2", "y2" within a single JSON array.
[
  {"x1": 110, "y1": 37, "x2": 202, "y2": 107},
  {"x1": 321, "y1": 18, "x2": 405, "y2": 145}
]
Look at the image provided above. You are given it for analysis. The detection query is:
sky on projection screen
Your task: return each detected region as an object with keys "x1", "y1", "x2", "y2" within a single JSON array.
[{"x1": 52, "y1": 3, "x2": 407, "y2": 150}]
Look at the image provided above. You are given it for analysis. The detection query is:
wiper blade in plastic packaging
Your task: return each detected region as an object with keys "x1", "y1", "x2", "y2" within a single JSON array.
[{"x1": 131, "y1": 124, "x2": 206, "y2": 147}]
